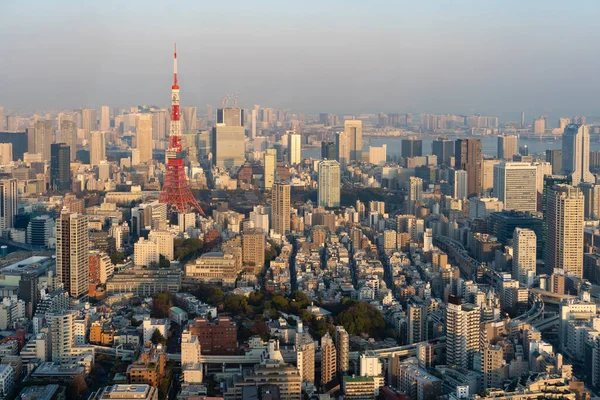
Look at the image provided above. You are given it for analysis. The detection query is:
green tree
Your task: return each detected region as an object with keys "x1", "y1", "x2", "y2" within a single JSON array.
[
  {"x1": 151, "y1": 329, "x2": 167, "y2": 345},
  {"x1": 158, "y1": 255, "x2": 170, "y2": 268}
]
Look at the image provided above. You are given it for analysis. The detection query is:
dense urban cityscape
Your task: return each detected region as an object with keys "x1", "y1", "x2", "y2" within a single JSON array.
[{"x1": 2, "y1": 2, "x2": 600, "y2": 400}]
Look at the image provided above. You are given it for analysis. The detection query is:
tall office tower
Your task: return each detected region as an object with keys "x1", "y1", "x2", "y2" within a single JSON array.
[
  {"x1": 521, "y1": 112, "x2": 525, "y2": 128},
  {"x1": 321, "y1": 141, "x2": 336, "y2": 160},
  {"x1": 60, "y1": 121, "x2": 77, "y2": 161},
  {"x1": 181, "y1": 106, "x2": 197, "y2": 132},
  {"x1": 251, "y1": 109, "x2": 257, "y2": 139},
  {"x1": 206, "y1": 104, "x2": 214, "y2": 124},
  {"x1": 212, "y1": 107, "x2": 245, "y2": 168},
  {"x1": 272, "y1": 182, "x2": 290, "y2": 236},
  {"x1": 407, "y1": 176, "x2": 423, "y2": 215},
  {"x1": 573, "y1": 116, "x2": 587, "y2": 125},
  {"x1": 19, "y1": 270, "x2": 38, "y2": 317},
  {"x1": 532, "y1": 117, "x2": 545, "y2": 134},
  {"x1": 81, "y1": 108, "x2": 97, "y2": 140},
  {"x1": 296, "y1": 332, "x2": 315, "y2": 384},
  {"x1": 558, "y1": 117, "x2": 571, "y2": 130},
  {"x1": 497, "y1": 135, "x2": 518, "y2": 160},
  {"x1": 0, "y1": 143, "x2": 12, "y2": 164},
  {"x1": 50, "y1": 144, "x2": 71, "y2": 191},
  {"x1": 453, "y1": 169, "x2": 468, "y2": 200},
  {"x1": 264, "y1": 149, "x2": 277, "y2": 190},
  {"x1": 512, "y1": 228, "x2": 537, "y2": 285},
  {"x1": 136, "y1": 114, "x2": 153, "y2": 164},
  {"x1": 288, "y1": 133, "x2": 301, "y2": 164},
  {"x1": 407, "y1": 299, "x2": 427, "y2": 344},
  {"x1": 445, "y1": 295, "x2": 480, "y2": 369},
  {"x1": 335, "y1": 131, "x2": 349, "y2": 170},
  {"x1": 6, "y1": 116, "x2": 18, "y2": 132},
  {"x1": 152, "y1": 109, "x2": 169, "y2": 141},
  {"x1": 432, "y1": 138, "x2": 454, "y2": 165},
  {"x1": 0, "y1": 107, "x2": 3, "y2": 130},
  {"x1": 482, "y1": 344, "x2": 505, "y2": 389},
  {"x1": 32, "y1": 120, "x2": 53, "y2": 161},
  {"x1": 318, "y1": 160, "x2": 341, "y2": 208},
  {"x1": 56, "y1": 210, "x2": 89, "y2": 299},
  {"x1": 482, "y1": 159, "x2": 500, "y2": 192},
  {"x1": 546, "y1": 149, "x2": 563, "y2": 175},
  {"x1": 545, "y1": 184, "x2": 584, "y2": 277},
  {"x1": 242, "y1": 229, "x2": 265, "y2": 275},
  {"x1": 581, "y1": 183, "x2": 600, "y2": 219},
  {"x1": 344, "y1": 120, "x2": 362, "y2": 163},
  {"x1": 493, "y1": 162, "x2": 537, "y2": 213},
  {"x1": 335, "y1": 326, "x2": 349, "y2": 375},
  {"x1": 455, "y1": 139, "x2": 483, "y2": 197},
  {"x1": 321, "y1": 333, "x2": 337, "y2": 388},
  {"x1": 534, "y1": 161, "x2": 553, "y2": 211},
  {"x1": 100, "y1": 106, "x2": 110, "y2": 131},
  {"x1": 401, "y1": 138, "x2": 423, "y2": 158},
  {"x1": 47, "y1": 310, "x2": 76, "y2": 363},
  {"x1": 0, "y1": 179, "x2": 17, "y2": 231},
  {"x1": 90, "y1": 131, "x2": 106, "y2": 166},
  {"x1": 561, "y1": 124, "x2": 594, "y2": 184}
]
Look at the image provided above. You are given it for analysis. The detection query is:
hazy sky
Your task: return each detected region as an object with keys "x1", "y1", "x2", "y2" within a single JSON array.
[{"x1": 1, "y1": 0, "x2": 599, "y2": 121}]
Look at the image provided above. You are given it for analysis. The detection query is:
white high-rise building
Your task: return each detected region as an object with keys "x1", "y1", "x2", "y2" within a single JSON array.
[
  {"x1": 561, "y1": 124, "x2": 594, "y2": 184},
  {"x1": 47, "y1": 310, "x2": 76, "y2": 364},
  {"x1": 318, "y1": 160, "x2": 340, "y2": 208},
  {"x1": 0, "y1": 179, "x2": 17, "y2": 231},
  {"x1": 545, "y1": 184, "x2": 584, "y2": 278},
  {"x1": 148, "y1": 230, "x2": 175, "y2": 261},
  {"x1": 56, "y1": 211, "x2": 89, "y2": 299},
  {"x1": 288, "y1": 133, "x2": 301, "y2": 165},
  {"x1": 493, "y1": 162, "x2": 537, "y2": 213},
  {"x1": 134, "y1": 238, "x2": 159, "y2": 267},
  {"x1": 81, "y1": 108, "x2": 97, "y2": 141},
  {"x1": 251, "y1": 109, "x2": 257, "y2": 139},
  {"x1": 136, "y1": 114, "x2": 153, "y2": 164},
  {"x1": 512, "y1": 228, "x2": 537, "y2": 286},
  {"x1": 335, "y1": 131, "x2": 349, "y2": 171},
  {"x1": 453, "y1": 170, "x2": 468, "y2": 200},
  {"x1": 445, "y1": 295, "x2": 479, "y2": 369},
  {"x1": 60, "y1": 120, "x2": 77, "y2": 161},
  {"x1": 344, "y1": 120, "x2": 363, "y2": 163},
  {"x1": 264, "y1": 149, "x2": 277, "y2": 190},
  {"x1": 100, "y1": 106, "x2": 110, "y2": 131},
  {"x1": 90, "y1": 131, "x2": 106, "y2": 166}
]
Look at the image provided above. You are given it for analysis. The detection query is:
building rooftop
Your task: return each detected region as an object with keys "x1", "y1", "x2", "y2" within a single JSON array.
[{"x1": 1, "y1": 256, "x2": 54, "y2": 275}]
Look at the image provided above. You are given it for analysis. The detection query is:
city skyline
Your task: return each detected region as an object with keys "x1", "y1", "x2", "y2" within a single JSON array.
[{"x1": 1, "y1": 1, "x2": 600, "y2": 120}]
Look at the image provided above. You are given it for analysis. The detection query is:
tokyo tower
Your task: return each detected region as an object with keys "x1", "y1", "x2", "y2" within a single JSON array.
[{"x1": 158, "y1": 44, "x2": 205, "y2": 215}]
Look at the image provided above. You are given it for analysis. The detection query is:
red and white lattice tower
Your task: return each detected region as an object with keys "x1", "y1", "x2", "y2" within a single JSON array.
[{"x1": 158, "y1": 44, "x2": 205, "y2": 215}]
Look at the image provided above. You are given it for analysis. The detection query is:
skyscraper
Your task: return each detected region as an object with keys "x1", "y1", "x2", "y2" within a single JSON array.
[
  {"x1": 32, "y1": 120, "x2": 53, "y2": 161},
  {"x1": 251, "y1": 109, "x2": 257, "y2": 139},
  {"x1": 181, "y1": 107, "x2": 197, "y2": 132},
  {"x1": 152, "y1": 109, "x2": 169, "y2": 141},
  {"x1": 0, "y1": 179, "x2": 17, "y2": 231},
  {"x1": 56, "y1": 210, "x2": 89, "y2": 299},
  {"x1": 136, "y1": 114, "x2": 153, "y2": 164},
  {"x1": 344, "y1": 120, "x2": 362, "y2": 163},
  {"x1": 580, "y1": 183, "x2": 600, "y2": 220},
  {"x1": 0, "y1": 107, "x2": 3, "y2": 131},
  {"x1": 242, "y1": 229, "x2": 265, "y2": 275},
  {"x1": 50, "y1": 143, "x2": 71, "y2": 191},
  {"x1": 497, "y1": 135, "x2": 518, "y2": 160},
  {"x1": 493, "y1": 162, "x2": 537, "y2": 213},
  {"x1": 288, "y1": 133, "x2": 301, "y2": 165},
  {"x1": 512, "y1": 228, "x2": 537, "y2": 285},
  {"x1": 60, "y1": 120, "x2": 77, "y2": 161},
  {"x1": 407, "y1": 176, "x2": 423, "y2": 215},
  {"x1": 264, "y1": 149, "x2": 276, "y2": 190},
  {"x1": 90, "y1": 131, "x2": 106, "y2": 167},
  {"x1": 212, "y1": 108, "x2": 245, "y2": 168},
  {"x1": 81, "y1": 108, "x2": 97, "y2": 141},
  {"x1": 47, "y1": 310, "x2": 76, "y2": 363},
  {"x1": 546, "y1": 149, "x2": 562, "y2": 175},
  {"x1": 561, "y1": 124, "x2": 594, "y2": 184},
  {"x1": 318, "y1": 160, "x2": 341, "y2": 208},
  {"x1": 431, "y1": 138, "x2": 454, "y2": 165},
  {"x1": 455, "y1": 139, "x2": 483, "y2": 197},
  {"x1": 445, "y1": 295, "x2": 479, "y2": 370},
  {"x1": 100, "y1": 106, "x2": 110, "y2": 131},
  {"x1": 532, "y1": 117, "x2": 545, "y2": 134},
  {"x1": 335, "y1": 131, "x2": 349, "y2": 170},
  {"x1": 335, "y1": 326, "x2": 349, "y2": 375},
  {"x1": 6, "y1": 116, "x2": 18, "y2": 132},
  {"x1": 453, "y1": 169, "x2": 468, "y2": 200},
  {"x1": 544, "y1": 184, "x2": 584, "y2": 278},
  {"x1": 401, "y1": 139, "x2": 423, "y2": 158},
  {"x1": 272, "y1": 182, "x2": 290, "y2": 236},
  {"x1": 321, "y1": 141, "x2": 336, "y2": 160},
  {"x1": 321, "y1": 333, "x2": 336, "y2": 387}
]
